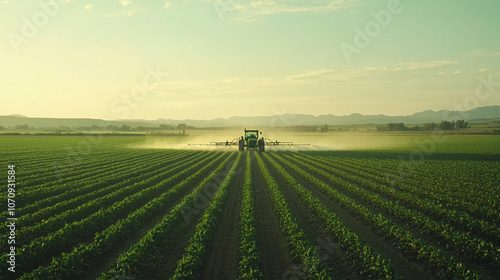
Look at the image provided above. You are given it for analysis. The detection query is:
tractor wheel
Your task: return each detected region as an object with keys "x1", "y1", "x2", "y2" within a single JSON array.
[
  {"x1": 257, "y1": 138, "x2": 265, "y2": 152},
  {"x1": 259, "y1": 143, "x2": 265, "y2": 152},
  {"x1": 239, "y1": 138, "x2": 244, "y2": 152}
]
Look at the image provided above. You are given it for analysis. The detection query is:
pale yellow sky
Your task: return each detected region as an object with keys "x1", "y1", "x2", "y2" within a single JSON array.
[{"x1": 1, "y1": 0, "x2": 499, "y2": 120}]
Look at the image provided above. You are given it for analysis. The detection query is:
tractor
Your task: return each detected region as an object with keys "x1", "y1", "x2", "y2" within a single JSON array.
[
  {"x1": 238, "y1": 129, "x2": 265, "y2": 152},
  {"x1": 188, "y1": 128, "x2": 308, "y2": 152}
]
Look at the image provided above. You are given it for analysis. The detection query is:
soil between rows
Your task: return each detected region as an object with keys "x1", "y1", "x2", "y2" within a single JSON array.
[
  {"x1": 84, "y1": 152, "x2": 232, "y2": 280},
  {"x1": 33, "y1": 152, "x2": 217, "y2": 275},
  {"x1": 251, "y1": 151, "x2": 296, "y2": 279},
  {"x1": 199, "y1": 152, "x2": 245, "y2": 280},
  {"x1": 270, "y1": 152, "x2": 434, "y2": 280},
  {"x1": 17, "y1": 151, "x2": 197, "y2": 231},
  {"x1": 261, "y1": 153, "x2": 355, "y2": 280},
  {"x1": 291, "y1": 152, "x2": 497, "y2": 279}
]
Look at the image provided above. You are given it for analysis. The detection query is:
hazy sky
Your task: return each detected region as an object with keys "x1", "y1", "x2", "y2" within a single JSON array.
[{"x1": 1, "y1": 0, "x2": 499, "y2": 120}]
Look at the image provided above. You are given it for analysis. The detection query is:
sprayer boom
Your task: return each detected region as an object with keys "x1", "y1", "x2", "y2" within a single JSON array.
[{"x1": 188, "y1": 129, "x2": 309, "y2": 152}]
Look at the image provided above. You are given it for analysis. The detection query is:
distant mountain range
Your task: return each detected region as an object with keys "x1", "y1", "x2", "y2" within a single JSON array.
[{"x1": 1, "y1": 106, "x2": 499, "y2": 129}]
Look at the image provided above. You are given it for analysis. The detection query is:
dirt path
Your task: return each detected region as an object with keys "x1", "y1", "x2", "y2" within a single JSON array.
[
  {"x1": 199, "y1": 152, "x2": 245, "y2": 280},
  {"x1": 252, "y1": 151, "x2": 295, "y2": 279}
]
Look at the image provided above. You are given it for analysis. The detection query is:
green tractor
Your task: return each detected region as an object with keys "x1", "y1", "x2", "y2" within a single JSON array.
[
  {"x1": 238, "y1": 129, "x2": 266, "y2": 152},
  {"x1": 188, "y1": 128, "x2": 308, "y2": 152}
]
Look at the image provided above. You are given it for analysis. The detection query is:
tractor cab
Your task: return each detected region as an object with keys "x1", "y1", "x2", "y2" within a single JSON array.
[
  {"x1": 239, "y1": 129, "x2": 265, "y2": 152},
  {"x1": 189, "y1": 127, "x2": 308, "y2": 151},
  {"x1": 245, "y1": 129, "x2": 259, "y2": 148}
]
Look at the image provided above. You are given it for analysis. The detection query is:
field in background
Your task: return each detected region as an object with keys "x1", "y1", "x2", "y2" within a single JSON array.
[
  {"x1": 136, "y1": 129, "x2": 500, "y2": 154},
  {"x1": 0, "y1": 134, "x2": 499, "y2": 279}
]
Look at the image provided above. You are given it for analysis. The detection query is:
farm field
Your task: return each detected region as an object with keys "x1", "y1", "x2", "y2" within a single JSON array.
[{"x1": 1, "y1": 135, "x2": 499, "y2": 280}]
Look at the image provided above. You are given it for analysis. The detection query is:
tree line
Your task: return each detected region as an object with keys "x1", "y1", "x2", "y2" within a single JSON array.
[
  {"x1": 377, "y1": 120, "x2": 468, "y2": 131},
  {"x1": 0, "y1": 123, "x2": 192, "y2": 132}
]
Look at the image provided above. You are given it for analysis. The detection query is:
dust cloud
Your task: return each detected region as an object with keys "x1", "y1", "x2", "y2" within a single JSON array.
[{"x1": 131, "y1": 129, "x2": 410, "y2": 152}]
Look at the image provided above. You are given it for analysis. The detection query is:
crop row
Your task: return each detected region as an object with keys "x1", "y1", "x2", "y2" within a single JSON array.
[
  {"x1": 307, "y1": 155, "x2": 500, "y2": 266},
  {"x1": 0, "y1": 149, "x2": 158, "y2": 211},
  {"x1": 16, "y1": 151, "x2": 210, "y2": 247},
  {"x1": 21, "y1": 148, "x2": 152, "y2": 191},
  {"x1": 3, "y1": 152, "x2": 224, "y2": 276},
  {"x1": 12, "y1": 150, "x2": 201, "y2": 232},
  {"x1": 262, "y1": 153, "x2": 397, "y2": 279},
  {"x1": 18, "y1": 152, "x2": 233, "y2": 280},
  {"x1": 5, "y1": 147, "x2": 119, "y2": 183},
  {"x1": 255, "y1": 152, "x2": 330, "y2": 279},
  {"x1": 236, "y1": 153, "x2": 263, "y2": 280},
  {"x1": 295, "y1": 153, "x2": 500, "y2": 251},
  {"x1": 336, "y1": 155, "x2": 499, "y2": 215},
  {"x1": 319, "y1": 155, "x2": 500, "y2": 227},
  {"x1": 99, "y1": 152, "x2": 239, "y2": 279},
  {"x1": 273, "y1": 153, "x2": 482, "y2": 279},
  {"x1": 19, "y1": 150, "x2": 173, "y2": 203},
  {"x1": 171, "y1": 152, "x2": 243, "y2": 279}
]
